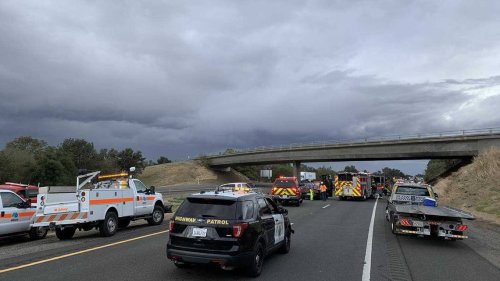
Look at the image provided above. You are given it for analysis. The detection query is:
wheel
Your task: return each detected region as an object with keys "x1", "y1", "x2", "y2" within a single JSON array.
[
  {"x1": 147, "y1": 205, "x2": 164, "y2": 225},
  {"x1": 29, "y1": 227, "x2": 48, "y2": 240},
  {"x1": 56, "y1": 227, "x2": 76, "y2": 240},
  {"x1": 118, "y1": 218, "x2": 131, "y2": 228},
  {"x1": 99, "y1": 211, "x2": 118, "y2": 237},
  {"x1": 246, "y1": 242, "x2": 265, "y2": 277},
  {"x1": 279, "y1": 232, "x2": 291, "y2": 254},
  {"x1": 390, "y1": 215, "x2": 398, "y2": 235}
]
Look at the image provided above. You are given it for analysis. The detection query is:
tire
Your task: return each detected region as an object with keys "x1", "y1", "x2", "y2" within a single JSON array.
[
  {"x1": 118, "y1": 218, "x2": 131, "y2": 228},
  {"x1": 56, "y1": 227, "x2": 76, "y2": 240},
  {"x1": 246, "y1": 242, "x2": 265, "y2": 277},
  {"x1": 147, "y1": 205, "x2": 164, "y2": 225},
  {"x1": 390, "y1": 215, "x2": 398, "y2": 235},
  {"x1": 29, "y1": 227, "x2": 48, "y2": 240},
  {"x1": 279, "y1": 232, "x2": 291, "y2": 254},
  {"x1": 99, "y1": 211, "x2": 118, "y2": 237}
]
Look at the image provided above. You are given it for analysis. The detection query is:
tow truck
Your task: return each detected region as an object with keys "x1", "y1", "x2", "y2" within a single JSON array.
[
  {"x1": 32, "y1": 168, "x2": 169, "y2": 240},
  {"x1": 386, "y1": 183, "x2": 474, "y2": 240}
]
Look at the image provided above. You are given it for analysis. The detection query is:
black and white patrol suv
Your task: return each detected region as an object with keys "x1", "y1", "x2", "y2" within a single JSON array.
[{"x1": 166, "y1": 190, "x2": 293, "y2": 277}]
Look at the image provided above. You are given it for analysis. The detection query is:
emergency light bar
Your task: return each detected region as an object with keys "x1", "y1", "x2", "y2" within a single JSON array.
[{"x1": 98, "y1": 172, "x2": 129, "y2": 180}]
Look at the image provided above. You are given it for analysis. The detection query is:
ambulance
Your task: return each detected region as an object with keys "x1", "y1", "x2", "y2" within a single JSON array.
[{"x1": 32, "y1": 168, "x2": 167, "y2": 240}]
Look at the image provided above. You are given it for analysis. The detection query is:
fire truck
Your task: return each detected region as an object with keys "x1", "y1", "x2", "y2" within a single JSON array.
[
  {"x1": 33, "y1": 168, "x2": 168, "y2": 240},
  {"x1": 271, "y1": 177, "x2": 302, "y2": 206},
  {"x1": 334, "y1": 172, "x2": 373, "y2": 200}
]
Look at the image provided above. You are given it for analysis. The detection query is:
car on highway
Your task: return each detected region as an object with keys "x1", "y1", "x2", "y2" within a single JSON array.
[
  {"x1": 218, "y1": 182, "x2": 253, "y2": 192},
  {"x1": 167, "y1": 190, "x2": 293, "y2": 277},
  {"x1": 0, "y1": 189, "x2": 48, "y2": 240},
  {"x1": 0, "y1": 182, "x2": 39, "y2": 205}
]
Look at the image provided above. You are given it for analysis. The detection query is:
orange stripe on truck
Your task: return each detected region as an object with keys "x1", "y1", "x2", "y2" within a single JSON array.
[
  {"x1": 19, "y1": 211, "x2": 36, "y2": 217},
  {"x1": 90, "y1": 198, "x2": 134, "y2": 205}
]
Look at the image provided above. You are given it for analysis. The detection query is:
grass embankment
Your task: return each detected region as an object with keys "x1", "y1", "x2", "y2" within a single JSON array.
[
  {"x1": 434, "y1": 148, "x2": 500, "y2": 225},
  {"x1": 139, "y1": 160, "x2": 248, "y2": 187}
]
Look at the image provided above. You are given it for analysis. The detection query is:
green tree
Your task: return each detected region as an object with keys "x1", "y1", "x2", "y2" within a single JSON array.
[
  {"x1": 157, "y1": 156, "x2": 172, "y2": 164},
  {"x1": 117, "y1": 148, "x2": 145, "y2": 172},
  {"x1": 0, "y1": 148, "x2": 37, "y2": 183},
  {"x1": 343, "y1": 165, "x2": 359, "y2": 173},
  {"x1": 5, "y1": 136, "x2": 47, "y2": 155},
  {"x1": 32, "y1": 147, "x2": 76, "y2": 185},
  {"x1": 60, "y1": 138, "x2": 98, "y2": 170}
]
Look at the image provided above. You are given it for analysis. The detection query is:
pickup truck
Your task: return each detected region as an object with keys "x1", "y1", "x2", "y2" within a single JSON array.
[
  {"x1": 0, "y1": 189, "x2": 48, "y2": 240},
  {"x1": 33, "y1": 169, "x2": 170, "y2": 240},
  {"x1": 385, "y1": 183, "x2": 474, "y2": 240}
]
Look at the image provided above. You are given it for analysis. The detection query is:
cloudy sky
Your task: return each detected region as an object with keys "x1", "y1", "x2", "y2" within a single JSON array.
[{"x1": 1, "y1": 0, "x2": 499, "y2": 174}]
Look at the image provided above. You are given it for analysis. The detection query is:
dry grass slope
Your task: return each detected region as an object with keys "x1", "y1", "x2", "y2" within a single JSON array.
[
  {"x1": 434, "y1": 148, "x2": 500, "y2": 225},
  {"x1": 138, "y1": 160, "x2": 249, "y2": 187}
]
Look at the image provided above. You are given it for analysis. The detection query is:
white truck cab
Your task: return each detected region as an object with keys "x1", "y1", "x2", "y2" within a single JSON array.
[
  {"x1": 0, "y1": 189, "x2": 48, "y2": 239},
  {"x1": 33, "y1": 169, "x2": 168, "y2": 240}
]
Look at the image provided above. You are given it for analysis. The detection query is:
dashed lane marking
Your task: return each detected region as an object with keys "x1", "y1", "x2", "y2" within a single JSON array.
[
  {"x1": 0, "y1": 230, "x2": 169, "y2": 274},
  {"x1": 322, "y1": 204, "x2": 331, "y2": 209}
]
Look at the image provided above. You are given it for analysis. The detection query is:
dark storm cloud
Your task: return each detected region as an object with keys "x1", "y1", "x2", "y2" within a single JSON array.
[{"x1": 1, "y1": 0, "x2": 499, "y2": 166}]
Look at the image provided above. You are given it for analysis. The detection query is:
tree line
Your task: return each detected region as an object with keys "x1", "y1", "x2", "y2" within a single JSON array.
[{"x1": 0, "y1": 136, "x2": 171, "y2": 186}]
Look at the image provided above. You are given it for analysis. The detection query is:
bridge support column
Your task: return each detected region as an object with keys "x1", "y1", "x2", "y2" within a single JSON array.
[{"x1": 293, "y1": 161, "x2": 300, "y2": 180}]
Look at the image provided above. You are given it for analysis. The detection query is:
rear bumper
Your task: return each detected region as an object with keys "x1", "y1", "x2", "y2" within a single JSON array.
[
  {"x1": 166, "y1": 246, "x2": 253, "y2": 266},
  {"x1": 272, "y1": 195, "x2": 300, "y2": 201}
]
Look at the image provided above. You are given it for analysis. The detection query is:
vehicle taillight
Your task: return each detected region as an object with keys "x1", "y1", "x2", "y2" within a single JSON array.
[
  {"x1": 169, "y1": 221, "x2": 175, "y2": 232},
  {"x1": 400, "y1": 218, "x2": 412, "y2": 227},
  {"x1": 272, "y1": 187, "x2": 277, "y2": 193},
  {"x1": 81, "y1": 191, "x2": 86, "y2": 197},
  {"x1": 456, "y1": 224, "x2": 468, "y2": 232},
  {"x1": 232, "y1": 223, "x2": 249, "y2": 238},
  {"x1": 293, "y1": 187, "x2": 299, "y2": 193}
]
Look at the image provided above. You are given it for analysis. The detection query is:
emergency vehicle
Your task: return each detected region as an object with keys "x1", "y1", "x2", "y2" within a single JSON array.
[
  {"x1": 0, "y1": 189, "x2": 48, "y2": 239},
  {"x1": 0, "y1": 182, "x2": 39, "y2": 206},
  {"x1": 167, "y1": 190, "x2": 293, "y2": 277},
  {"x1": 386, "y1": 183, "x2": 474, "y2": 240},
  {"x1": 271, "y1": 177, "x2": 302, "y2": 206},
  {"x1": 32, "y1": 168, "x2": 167, "y2": 240},
  {"x1": 334, "y1": 172, "x2": 373, "y2": 200}
]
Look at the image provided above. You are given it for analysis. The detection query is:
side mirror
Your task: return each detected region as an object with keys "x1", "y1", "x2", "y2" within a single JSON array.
[
  {"x1": 16, "y1": 201, "x2": 30, "y2": 209},
  {"x1": 434, "y1": 193, "x2": 439, "y2": 198},
  {"x1": 149, "y1": 186, "x2": 156, "y2": 194}
]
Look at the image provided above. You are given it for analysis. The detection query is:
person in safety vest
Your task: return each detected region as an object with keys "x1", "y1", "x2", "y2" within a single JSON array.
[{"x1": 320, "y1": 182, "x2": 327, "y2": 201}]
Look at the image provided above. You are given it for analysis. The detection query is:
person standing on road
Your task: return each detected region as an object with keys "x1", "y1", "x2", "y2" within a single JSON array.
[{"x1": 320, "y1": 182, "x2": 327, "y2": 201}]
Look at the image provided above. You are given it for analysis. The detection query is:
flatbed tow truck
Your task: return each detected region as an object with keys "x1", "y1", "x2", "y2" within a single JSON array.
[{"x1": 386, "y1": 183, "x2": 474, "y2": 240}]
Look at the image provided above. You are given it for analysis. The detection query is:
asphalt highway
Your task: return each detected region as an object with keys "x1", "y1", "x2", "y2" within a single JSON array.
[{"x1": 0, "y1": 197, "x2": 498, "y2": 281}]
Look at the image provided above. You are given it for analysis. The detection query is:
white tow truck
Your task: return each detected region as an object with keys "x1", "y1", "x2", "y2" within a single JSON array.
[{"x1": 33, "y1": 168, "x2": 168, "y2": 240}]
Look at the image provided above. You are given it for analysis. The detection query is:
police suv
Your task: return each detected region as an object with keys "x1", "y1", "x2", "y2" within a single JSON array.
[
  {"x1": 167, "y1": 190, "x2": 293, "y2": 277},
  {"x1": 0, "y1": 189, "x2": 48, "y2": 240}
]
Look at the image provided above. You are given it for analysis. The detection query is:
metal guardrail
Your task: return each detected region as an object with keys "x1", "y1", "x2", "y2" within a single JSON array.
[{"x1": 205, "y1": 127, "x2": 500, "y2": 157}]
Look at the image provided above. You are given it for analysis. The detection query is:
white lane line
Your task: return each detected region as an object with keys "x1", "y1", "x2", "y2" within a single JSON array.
[
  {"x1": 322, "y1": 204, "x2": 330, "y2": 209},
  {"x1": 362, "y1": 198, "x2": 378, "y2": 281},
  {"x1": 0, "y1": 230, "x2": 169, "y2": 274}
]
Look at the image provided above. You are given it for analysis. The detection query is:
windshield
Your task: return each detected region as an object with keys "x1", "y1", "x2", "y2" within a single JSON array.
[
  {"x1": 338, "y1": 174, "x2": 353, "y2": 181},
  {"x1": 395, "y1": 186, "x2": 430, "y2": 196},
  {"x1": 274, "y1": 180, "x2": 295, "y2": 187},
  {"x1": 176, "y1": 198, "x2": 237, "y2": 219}
]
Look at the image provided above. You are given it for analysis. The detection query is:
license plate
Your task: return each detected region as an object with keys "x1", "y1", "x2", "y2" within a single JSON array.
[
  {"x1": 413, "y1": 221, "x2": 424, "y2": 227},
  {"x1": 282, "y1": 195, "x2": 288, "y2": 199},
  {"x1": 192, "y1": 227, "x2": 207, "y2": 237}
]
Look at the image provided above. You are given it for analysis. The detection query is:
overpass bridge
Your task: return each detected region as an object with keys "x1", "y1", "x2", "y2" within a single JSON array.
[{"x1": 204, "y1": 128, "x2": 500, "y2": 177}]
